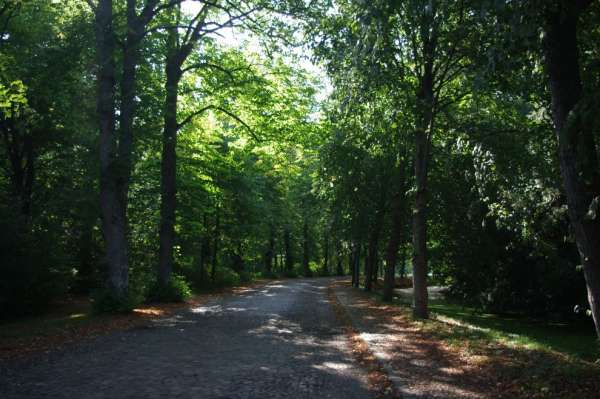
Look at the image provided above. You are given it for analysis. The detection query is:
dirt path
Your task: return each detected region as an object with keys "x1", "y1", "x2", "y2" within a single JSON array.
[
  {"x1": 333, "y1": 282, "x2": 487, "y2": 399},
  {"x1": 0, "y1": 278, "x2": 371, "y2": 399}
]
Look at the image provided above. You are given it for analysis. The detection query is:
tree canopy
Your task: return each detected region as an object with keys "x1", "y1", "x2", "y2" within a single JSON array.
[{"x1": 1, "y1": 0, "x2": 600, "y2": 344}]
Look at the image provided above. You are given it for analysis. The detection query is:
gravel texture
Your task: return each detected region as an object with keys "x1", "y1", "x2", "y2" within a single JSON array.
[
  {"x1": 0, "y1": 278, "x2": 371, "y2": 399},
  {"x1": 334, "y1": 283, "x2": 486, "y2": 399}
]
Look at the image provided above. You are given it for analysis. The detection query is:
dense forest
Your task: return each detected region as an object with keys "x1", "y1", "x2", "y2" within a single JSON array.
[{"x1": 1, "y1": 0, "x2": 599, "y2": 346}]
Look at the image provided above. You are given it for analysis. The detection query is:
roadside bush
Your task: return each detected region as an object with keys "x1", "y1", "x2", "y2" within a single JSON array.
[
  {"x1": 91, "y1": 288, "x2": 142, "y2": 313},
  {"x1": 260, "y1": 270, "x2": 279, "y2": 279},
  {"x1": 238, "y1": 270, "x2": 257, "y2": 283},
  {"x1": 147, "y1": 274, "x2": 192, "y2": 303},
  {"x1": 284, "y1": 268, "x2": 299, "y2": 278},
  {"x1": 0, "y1": 211, "x2": 72, "y2": 318},
  {"x1": 213, "y1": 267, "x2": 241, "y2": 288}
]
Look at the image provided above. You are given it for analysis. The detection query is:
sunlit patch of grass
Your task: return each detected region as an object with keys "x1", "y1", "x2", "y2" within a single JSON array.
[
  {"x1": 344, "y1": 282, "x2": 600, "y2": 397},
  {"x1": 426, "y1": 299, "x2": 600, "y2": 362}
]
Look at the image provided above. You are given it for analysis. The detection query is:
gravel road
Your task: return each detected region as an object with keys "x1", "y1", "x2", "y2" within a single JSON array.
[{"x1": 0, "y1": 278, "x2": 371, "y2": 399}]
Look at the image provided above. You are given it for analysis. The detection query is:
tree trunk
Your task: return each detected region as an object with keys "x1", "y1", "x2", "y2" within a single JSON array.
[
  {"x1": 336, "y1": 256, "x2": 343, "y2": 276},
  {"x1": 544, "y1": 1, "x2": 600, "y2": 337},
  {"x1": 322, "y1": 235, "x2": 329, "y2": 276},
  {"x1": 399, "y1": 244, "x2": 407, "y2": 279},
  {"x1": 302, "y1": 221, "x2": 311, "y2": 276},
  {"x1": 352, "y1": 242, "x2": 361, "y2": 287},
  {"x1": 158, "y1": 57, "x2": 181, "y2": 287},
  {"x1": 364, "y1": 208, "x2": 384, "y2": 291},
  {"x1": 198, "y1": 213, "x2": 210, "y2": 284},
  {"x1": 412, "y1": 130, "x2": 430, "y2": 318},
  {"x1": 284, "y1": 229, "x2": 293, "y2": 272},
  {"x1": 411, "y1": 23, "x2": 436, "y2": 316},
  {"x1": 94, "y1": 0, "x2": 128, "y2": 300},
  {"x1": 211, "y1": 205, "x2": 219, "y2": 282},
  {"x1": 265, "y1": 226, "x2": 274, "y2": 273},
  {"x1": 157, "y1": 5, "x2": 207, "y2": 288},
  {"x1": 384, "y1": 160, "x2": 407, "y2": 301},
  {"x1": 1, "y1": 120, "x2": 35, "y2": 219}
]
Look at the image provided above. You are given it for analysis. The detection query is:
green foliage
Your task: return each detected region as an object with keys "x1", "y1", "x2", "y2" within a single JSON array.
[
  {"x1": 147, "y1": 274, "x2": 192, "y2": 303},
  {"x1": 90, "y1": 289, "x2": 143, "y2": 314},
  {"x1": 0, "y1": 215, "x2": 72, "y2": 318},
  {"x1": 212, "y1": 268, "x2": 241, "y2": 288},
  {"x1": 260, "y1": 270, "x2": 279, "y2": 279}
]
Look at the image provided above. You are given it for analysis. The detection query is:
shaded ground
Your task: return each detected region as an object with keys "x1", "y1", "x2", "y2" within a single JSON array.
[
  {"x1": 333, "y1": 280, "x2": 600, "y2": 399},
  {"x1": 394, "y1": 286, "x2": 446, "y2": 301},
  {"x1": 0, "y1": 281, "x2": 272, "y2": 362},
  {"x1": 0, "y1": 278, "x2": 371, "y2": 399}
]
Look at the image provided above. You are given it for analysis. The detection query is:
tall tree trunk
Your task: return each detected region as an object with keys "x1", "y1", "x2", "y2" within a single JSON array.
[
  {"x1": 364, "y1": 206, "x2": 385, "y2": 291},
  {"x1": 352, "y1": 242, "x2": 361, "y2": 287},
  {"x1": 94, "y1": 0, "x2": 128, "y2": 300},
  {"x1": 544, "y1": 1, "x2": 600, "y2": 337},
  {"x1": 412, "y1": 45, "x2": 435, "y2": 318},
  {"x1": 302, "y1": 221, "x2": 311, "y2": 276},
  {"x1": 1, "y1": 121, "x2": 35, "y2": 219},
  {"x1": 211, "y1": 205, "x2": 219, "y2": 282},
  {"x1": 399, "y1": 244, "x2": 407, "y2": 279},
  {"x1": 157, "y1": 4, "x2": 206, "y2": 289},
  {"x1": 350, "y1": 243, "x2": 357, "y2": 286},
  {"x1": 322, "y1": 234, "x2": 329, "y2": 275},
  {"x1": 265, "y1": 226, "x2": 274, "y2": 273},
  {"x1": 198, "y1": 213, "x2": 210, "y2": 284},
  {"x1": 284, "y1": 229, "x2": 293, "y2": 272},
  {"x1": 94, "y1": 0, "x2": 162, "y2": 301},
  {"x1": 158, "y1": 57, "x2": 181, "y2": 287},
  {"x1": 384, "y1": 160, "x2": 407, "y2": 301}
]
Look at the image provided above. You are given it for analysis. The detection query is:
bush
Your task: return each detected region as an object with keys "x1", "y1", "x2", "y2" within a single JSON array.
[
  {"x1": 213, "y1": 267, "x2": 241, "y2": 288},
  {"x1": 238, "y1": 270, "x2": 256, "y2": 283},
  {"x1": 147, "y1": 274, "x2": 192, "y2": 303},
  {"x1": 0, "y1": 213, "x2": 72, "y2": 318},
  {"x1": 260, "y1": 270, "x2": 279, "y2": 279},
  {"x1": 91, "y1": 288, "x2": 142, "y2": 313},
  {"x1": 284, "y1": 269, "x2": 299, "y2": 278}
]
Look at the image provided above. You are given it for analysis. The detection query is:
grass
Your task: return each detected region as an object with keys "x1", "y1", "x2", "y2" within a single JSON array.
[
  {"x1": 427, "y1": 299, "x2": 600, "y2": 362},
  {"x1": 363, "y1": 280, "x2": 599, "y2": 362},
  {"x1": 350, "y1": 281, "x2": 600, "y2": 398}
]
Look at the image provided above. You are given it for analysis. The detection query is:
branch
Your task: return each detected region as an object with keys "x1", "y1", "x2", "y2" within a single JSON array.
[
  {"x1": 177, "y1": 105, "x2": 259, "y2": 141},
  {"x1": 85, "y1": 0, "x2": 97, "y2": 12}
]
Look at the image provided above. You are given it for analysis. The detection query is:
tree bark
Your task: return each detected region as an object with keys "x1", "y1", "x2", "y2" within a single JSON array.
[
  {"x1": 364, "y1": 205, "x2": 385, "y2": 291},
  {"x1": 543, "y1": 0, "x2": 600, "y2": 337},
  {"x1": 383, "y1": 160, "x2": 407, "y2": 301},
  {"x1": 412, "y1": 59, "x2": 435, "y2": 319},
  {"x1": 1, "y1": 119, "x2": 34, "y2": 218},
  {"x1": 198, "y1": 213, "x2": 210, "y2": 284},
  {"x1": 322, "y1": 234, "x2": 329, "y2": 275},
  {"x1": 157, "y1": 4, "x2": 207, "y2": 289},
  {"x1": 158, "y1": 47, "x2": 181, "y2": 287},
  {"x1": 264, "y1": 226, "x2": 274, "y2": 273},
  {"x1": 94, "y1": 0, "x2": 128, "y2": 300},
  {"x1": 284, "y1": 229, "x2": 293, "y2": 272},
  {"x1": 302, "y1": 221, "x2": 311, "y2": 276},
  {"x1": 211, "y1": 204, "x2": 219, "y2": 282}
]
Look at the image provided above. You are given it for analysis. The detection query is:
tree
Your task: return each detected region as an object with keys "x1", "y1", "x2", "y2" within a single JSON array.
[{"x1": 541, "y1": 0, "x2": 600, "y2": 336}]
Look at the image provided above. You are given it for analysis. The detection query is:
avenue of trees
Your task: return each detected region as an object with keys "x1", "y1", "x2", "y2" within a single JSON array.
[{"x1": 1, "y1": 0, "x2": 600, "y2": 339}]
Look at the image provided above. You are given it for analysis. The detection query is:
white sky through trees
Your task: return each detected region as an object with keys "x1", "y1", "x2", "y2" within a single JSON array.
[{"x1": 180, "y1": 0, "x2": 331, "y2": 102}]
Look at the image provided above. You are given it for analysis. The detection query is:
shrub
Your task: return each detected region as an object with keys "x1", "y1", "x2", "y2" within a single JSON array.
[
  {"x1": 91, "y1": 288, "x2": 142, "y2": 313},
  {"x1": 147, "y1": 274, "x2": 192, "y2": 303},
  {"x1": 0, "y1": 215, "x2": 72, "y2": 318},
  {"x1": 213, "y1": 267, "x2": 241, "y2": 288},
  {"x1": 260, "y1": 270, "x2": 279, "y2": 279},
  {"x1": 238, "y1": 270, "x2": 256, "y2": 283},
  {"x1": 284, "y1": 269, "x2": 299, "y2": 278}
]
